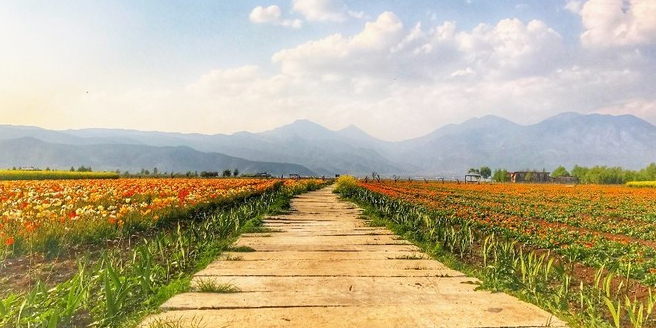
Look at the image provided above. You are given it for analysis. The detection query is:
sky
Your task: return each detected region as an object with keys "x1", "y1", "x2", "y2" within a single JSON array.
[{"x1": 1, "y1": 0, "x2": 655, "y2": 141}]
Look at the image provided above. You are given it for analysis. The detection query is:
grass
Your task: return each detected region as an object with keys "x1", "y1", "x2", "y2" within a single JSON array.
[
  {"x1": 0, "y1": 169, "x2": 119, "y2": 180},
  {"x1": 390, "y1": 254, "x2": 425, "y2": 260},
  {"x1": 223, "y1": 254, "x2": 243, "y2": 261},
  {"x1": 226, "y1": 246, "x2": 256, "y2": 252},
  {"x1": 193, "y1": 279, "x2": 241, "y2": 293},
  {"x1": 145, "y1": 316, "x2": 206, "y2": 328}
]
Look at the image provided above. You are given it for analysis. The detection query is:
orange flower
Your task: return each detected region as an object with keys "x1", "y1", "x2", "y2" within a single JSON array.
[{"x1": 5, "y1": 236, "x2": 14, "y2": 246}]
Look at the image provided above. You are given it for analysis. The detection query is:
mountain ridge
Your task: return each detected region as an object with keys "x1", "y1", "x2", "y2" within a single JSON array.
[{"x1": 2, "y1": 112, "x2": 655, "y2": 176}]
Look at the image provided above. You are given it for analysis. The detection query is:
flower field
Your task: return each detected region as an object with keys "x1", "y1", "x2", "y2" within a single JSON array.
[
  {"x1": 337, "y1": 178, "x2": 656, "y2": 327},
  {"x1": 0, "y1": 178, "x2": 280, "y2": 256},
  {"x1": 359, "y1": 180, "x2": 656, "y2": 283},
  {"x1": 0, "y1": 177, "x2": 326, "y2": 327}
]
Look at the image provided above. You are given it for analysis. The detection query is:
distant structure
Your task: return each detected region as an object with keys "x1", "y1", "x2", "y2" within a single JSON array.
[
  {"x1": 464, "y1": 174, "x2": 481, "y2": 183},
  {"x1": 508, "y1": 171, "x2": 550, "y2": 183},
  {"x1": 552, "y1": 176, "x2": 579, "y2": 184}
]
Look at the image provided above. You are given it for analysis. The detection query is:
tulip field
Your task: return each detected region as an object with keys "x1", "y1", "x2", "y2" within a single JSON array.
[
  {"x1": 336, "y1": 177, "x2": 656, "y2": 328},
  {"x1": 0, "y1": 178, "x2": 281, "y2": 256},
  {"x1": 0, "y1": 177, "x2": 325, "y2": 327}
]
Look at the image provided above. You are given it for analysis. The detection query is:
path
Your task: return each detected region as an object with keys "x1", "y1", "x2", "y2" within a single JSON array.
[{"x1": 141, "y1": 187, "x2": 567, "y2": 328}]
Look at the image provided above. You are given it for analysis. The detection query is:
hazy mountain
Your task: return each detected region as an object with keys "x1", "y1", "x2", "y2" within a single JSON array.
[
  {"x1": 0, "y1": 137, "x2": 316, "y2": 176},
  {"x1": 395, "y1": 112, "x2": 656, "y2": 175},
  {"x1": 2, "y1": 112, "x2": 655, "y2": 176}
]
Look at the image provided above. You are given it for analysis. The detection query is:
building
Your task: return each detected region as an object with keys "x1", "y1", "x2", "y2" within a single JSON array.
[{"x1": 508, "y1": 171, "x2": 550, "y2": 183}]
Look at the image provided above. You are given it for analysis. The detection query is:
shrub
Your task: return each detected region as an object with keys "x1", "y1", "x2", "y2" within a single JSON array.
[{"x1": 334, "y1": 175, "x2": 359, "y2": 195}]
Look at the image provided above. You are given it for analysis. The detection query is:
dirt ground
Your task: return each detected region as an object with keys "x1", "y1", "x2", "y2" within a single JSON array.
[{"x1": 140, "y1": 187, "x2": 567, "y2": 328}]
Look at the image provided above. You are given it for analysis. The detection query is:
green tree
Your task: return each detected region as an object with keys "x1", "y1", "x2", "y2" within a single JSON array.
[
  {"x1": 479, "y1": 166, "x2": 491, "y2": 179},
  {"x1": 571, "y1": 165, "x2": 588, "y2": 182},
  {"x1": 222, "y1": 169, "x2": 232, "y2": 177},
  {"x1": 77, "y1": 165, "x2": 92, "y2": 172},
  {"x1": 551, "y1": 166, "x2": 570, "y2": 178},
  {"x1": 639, "y1": 163, "x2": 656, "y2": 180},
  {"x1": 468, "y1": 168, "x2": 480, "y2": 174},
  {"x1": 233, "y1": 168, "x2": 239, "y2": 177},
  {"x1": 492, "y1": 169, "x2": 509, "y2": 182}
]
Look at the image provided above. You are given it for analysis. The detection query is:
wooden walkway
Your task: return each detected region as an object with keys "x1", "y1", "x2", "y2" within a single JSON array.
[{"x1": 140, "y1": 187, "x2": 567, "y2": 328}]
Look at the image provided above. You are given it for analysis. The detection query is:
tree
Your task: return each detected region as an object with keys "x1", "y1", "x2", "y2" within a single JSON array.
[
  {"x1": 640, "y1": 163, "x2": 656, "y2": 180},
  {"x1": 153, "y1": 167, "x2": 158, "y2": 176},
  {"x1": 233, "y1": 168, "x2": 239, "y2": 177},
  {"x1": 551, "y1": 166, "x2": 570, "y2": 178},
  {"x1": 493, "y1": 169, "x2": 509, "y2": 182},
  {"x1": 468, "y1": 168, "x2": 480, "y2": 174},
  {"x1": 479, "y1": 166, "x2": 491, "y2": 180},
  {"x1": 222, "y1": 169, "x2": 232, "y2": 177},
  {"x1": 70, "y1": 166, "x2": 75, "y2": 172},
  {"x1": 77, "y1": 166, "x2": 92, "y2": 172}
]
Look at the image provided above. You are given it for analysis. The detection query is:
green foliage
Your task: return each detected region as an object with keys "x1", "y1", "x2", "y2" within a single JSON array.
[
  {"x1": 77, "y1": 166, "x2": 93, "y2": 172},
  {"x1": 492, "y1": 169, "x2": 509, "y2": 182},
  {"x1": 479, "y1": 166, "x2": 492, "y2": 179},
  {"x1": 194, "y1": 279, "x2": 241, "y2": 293},
  {"x1": 0, "y1": 170, "x2": 119, "y2": 180},
  {"x1": 551, "y1": 166, "x2": 570, "y2": 178},
  {"x1": 569, "y1": 163, "x2": 656, "y2": 184},
  {"x1": 221, "y1": 169, "x2": 232, "y2": 177}
]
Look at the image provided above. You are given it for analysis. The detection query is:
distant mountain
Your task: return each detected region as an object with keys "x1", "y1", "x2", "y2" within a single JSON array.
[
  {"x1": 0, "y1": 138, "x2": 316, "y2": 176},
  {"x1": 394, "y1": 112, "x2": 656, "y2": 175},
  {"x1": 2, "y1": 112, "x2": 655, "y2": 176}
]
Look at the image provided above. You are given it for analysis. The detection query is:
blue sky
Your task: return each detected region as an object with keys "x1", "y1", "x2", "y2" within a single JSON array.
[{"x1": 1, "y1": 0, "x2": 655, "y2": 140}]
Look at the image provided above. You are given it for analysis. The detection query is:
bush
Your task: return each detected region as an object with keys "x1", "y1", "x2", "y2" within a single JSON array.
[
  {"x1": 334, "y1": 175, "x2": 359, "y2": 195},
  {"x1": 626, "y1": 181, "x2": 656, "y2": 188}
]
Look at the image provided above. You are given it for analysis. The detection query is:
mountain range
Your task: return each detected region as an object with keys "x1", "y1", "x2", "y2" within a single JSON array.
[{"x1": 1, "y1": 112, "x2": 655, "y2": 177}]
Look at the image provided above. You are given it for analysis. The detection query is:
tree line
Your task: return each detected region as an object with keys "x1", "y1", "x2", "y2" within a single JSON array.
[{"x1": 485, "y1": 163, "x2": 656, "y2": 184}]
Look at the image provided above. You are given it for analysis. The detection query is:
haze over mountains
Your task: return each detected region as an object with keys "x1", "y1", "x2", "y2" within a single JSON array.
[{"x1": 1, "y1": 112, "x2": 655, "y2": 177}]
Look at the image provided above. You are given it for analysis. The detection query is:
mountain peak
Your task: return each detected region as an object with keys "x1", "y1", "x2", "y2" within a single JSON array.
[{"x1": 260, "y1": 119, "x2": 333, "y2": 140}]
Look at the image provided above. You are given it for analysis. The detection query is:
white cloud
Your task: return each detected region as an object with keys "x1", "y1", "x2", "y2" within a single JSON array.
[
  {"x1": 249, "y1": 5, "x2": 281, "y2": 24},
  {"x1": 565, "y1": 0, "x2": 583, "y2": 14},
  {"x1": 249, "y1": 5, "x2": 302, "y2": 28},
  {"x1": 347, "y1": 10, "x2": 365, "y2": 19},
  {"x1": 596, "y1": 99, "x2": 656, "y2": 123},
  {"x1": 272, "y1": 12, "x2": 405, "y2": 79},
  {"x1": 17, "y1": 9, "x2": 654, "y2": 141},
  {"x1": 578, "y1": 0, "x2": 656, "y2": 47},
  {"x1": 450, "y1": 67, "x2": 475, "y2": 77},
  {"x1": 292, "y1": 0, "x2": 348, "y2": 22}
]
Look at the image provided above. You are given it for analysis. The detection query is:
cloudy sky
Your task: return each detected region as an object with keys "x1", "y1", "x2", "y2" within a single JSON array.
[{"x1": 1, "y1": 0, "x2": 655, "y2": 141}]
